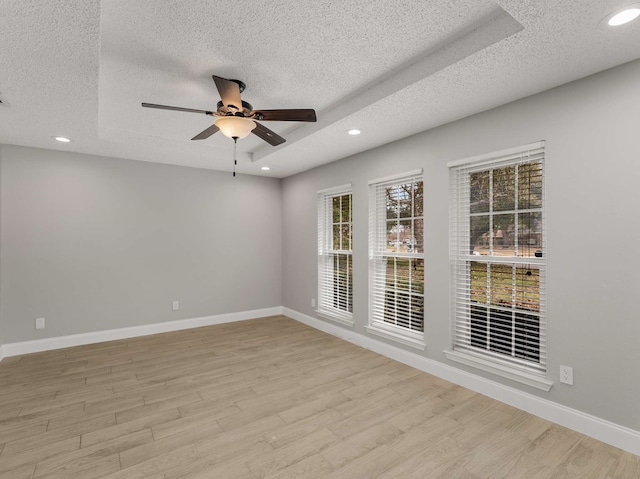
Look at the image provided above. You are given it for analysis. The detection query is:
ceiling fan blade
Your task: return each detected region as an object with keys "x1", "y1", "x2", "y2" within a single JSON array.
[
  {"x1": 191, "y1": 124, "x2": 220, "y2": 140},
  {"x1": 142, "y1": 102, "x2": 214, "y2": 115},
  {"x1": 212, "y1": 75, "x2": 243, "y2": 111},
  {"x1": 252, "y1": 109, "x2": 317, "y2": 122},
  {"x1": 251, "y1": 122, "x2": 286, "y2": 146}
]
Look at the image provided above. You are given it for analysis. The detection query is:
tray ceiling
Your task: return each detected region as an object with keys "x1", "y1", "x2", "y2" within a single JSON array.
[{"x1": 1, "y1": 1, "x2": 640, "y2": 177}]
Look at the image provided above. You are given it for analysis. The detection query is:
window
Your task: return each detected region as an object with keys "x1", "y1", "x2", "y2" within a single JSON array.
[
  {"x1": 447, "y1": 142, "x2": 550, "y2": 390},
  {"x1": 368, "y1": 170, "x2": 425, "y2": 348},
  {"x1": 317, "y1": 185, "x2": 353, "y2": 325}
]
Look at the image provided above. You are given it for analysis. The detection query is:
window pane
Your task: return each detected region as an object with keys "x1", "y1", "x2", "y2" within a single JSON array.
[
  {"x1": 384, "y1": 290, "x2": 397, "y2": 324},
  {"x1": 380, "y1": 255, "x2": 424, "y2": 332},
  {"x1": 332, "y1": 196, "x2": 341, "y2": 222},
  {"x1": 489, "y1": 264, "x2": 513, "y2": 308},
  {"x1": 341, "y1": 194, "x2": 351, "y2": 222},
  {"x1": 386, "y1": 186, "x2": 402, "y2": 219},
  {"x1": 517, "y1": 212, "x2": 542, "y2": 257},
  {"x1": 395, "y1": 292, "x2": 412, "y2": 328},
  {"x1": 470, "y1": 215, "x2": 490, "y2": 255},
  {"x1": 413, "y1": 218, "x2": 424, "y2": 253},
  {"x1": 396, "y1": 258, "x2": 411, "y2": 292},
  {"x1": 493, "y1": 166, "x2": 516, "y2": 212},
  {"x1": 515, "y1": 265, "x2": 539, "y2": 312},
  {"x1": 333, "y1": 224, "x2": 340, "y2": 250},
  {"x1": 333, "y1": 254, "x2": 352, "y2": 312},
  {"x1": 470, "y1": 171, "x2": 490, "y2": 214},
  {"x1": 515, "y1": 312, "x2": 540, "y2": 362},
  {"x1": 471, "y1": 261, "x2": 487, "y2": 304},
  {"x1": 493, "y1": 214, "x2": 515, "y2": 256},
  {"x1": 385, "y1": 257, "x2": 397, "y2": 289},
  {"x1": 386, "y1": 221, "x2": 400, "y2": 252},
  {"x1": 470, "y1": 304, "x2": 488, "y2": 349},
  {"x1": 389, "y1": 292, "x2": 423, "y2": 332},
  {"x1": 489, "y1": 308, "x2": 513, "y2": 356},
  {"x1": 397, "y1": 183, "x2": 413, "y2": 218},
  {"x1": 399, "y1": 219, "x2": 412, "y2": 253},
  {"x1": 411, "y1": 259, "x2": 424, "y2": 295},
  {"x1": 410, "y1": 296, "x2": 424, "y2": 331},
  {"x1": 518, "y1": 162, "x2": 543, "y2": 210},
  {"x1": 414, "y1": 181, "x2": 424, "y2": 217},
  {"x1": 341, "y1": 225, "x2": 351, "y2": 251}
]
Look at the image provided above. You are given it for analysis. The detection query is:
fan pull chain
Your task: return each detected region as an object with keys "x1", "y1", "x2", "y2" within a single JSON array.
[{"x1": 232, "y1": 137, "x2": 238, "y2": 177}]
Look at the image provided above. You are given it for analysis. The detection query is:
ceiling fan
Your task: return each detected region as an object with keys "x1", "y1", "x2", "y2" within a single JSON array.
[{"x1": 142, "y1": 75, "x2": 317, "y2": 146}]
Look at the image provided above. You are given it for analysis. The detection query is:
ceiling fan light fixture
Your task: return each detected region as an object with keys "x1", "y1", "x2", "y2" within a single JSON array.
[
  {"x1": 142, "y1": 75, "x2": 315, "y2": 147},
  {"x1": 215, "y1": 116, "x2": 256, "y2": 139},
  {"x1": 605, "y1": 4, "x2": 640, "y2": 26}
]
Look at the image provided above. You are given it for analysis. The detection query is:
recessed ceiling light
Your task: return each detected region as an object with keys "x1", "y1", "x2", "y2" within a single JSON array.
[
  {"x1": 261, "y1": 166, "x2": 270, "y2": 171},
  {"x1": 606, "y1": 4, "x2": 640, "y2": 26},
  {"x1": 54, "y1": 136, "x2": 72, "y2": 143},
  {"x1": 348, "y1": 129, "x2": 361, "y2": 135}
]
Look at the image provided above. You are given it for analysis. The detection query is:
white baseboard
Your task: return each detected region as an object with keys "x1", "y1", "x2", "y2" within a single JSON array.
[
  {"x1": 283, "y1": 307, "x2": 640, "y2": 457},
  {"x1": 0, "y1": 307, "x2": 283, "y2": 358}
]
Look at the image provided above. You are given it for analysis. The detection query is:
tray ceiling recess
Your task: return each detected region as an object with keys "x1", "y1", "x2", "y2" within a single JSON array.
[{"x1": 2, "y1": 1, "x2": 640, "y2": 177}]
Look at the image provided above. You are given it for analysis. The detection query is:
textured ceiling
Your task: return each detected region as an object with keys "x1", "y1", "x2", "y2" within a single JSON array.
[{"x1": 1, "y1": 1, "x2": 640, "y2": 178}]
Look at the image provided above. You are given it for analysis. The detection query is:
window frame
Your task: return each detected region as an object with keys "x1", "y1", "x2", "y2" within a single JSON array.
[
  {"x1": 446, "y1": 142, "x2": 552, "y2": 391},
  {"x1": 317, "y1": 184, "x2": 354, "y2": 326},
  {"x1": 367, "y1": 170, "x2": 425, "y2": 350}
]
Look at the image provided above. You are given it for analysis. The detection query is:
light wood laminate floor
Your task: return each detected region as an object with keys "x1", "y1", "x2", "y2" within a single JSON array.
[{"x1": 0, "y1": 315, "x2": 638, "y2": 478}]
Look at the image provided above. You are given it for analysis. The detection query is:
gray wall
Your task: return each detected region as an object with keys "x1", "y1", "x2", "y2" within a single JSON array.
[
  {"x1": 282, "y1": 59, "x2": 640, "y2": 431},
  {"x1": 0, "y1": 144, "x2": 3, "y2": 347},
  {"x1": 0, "y1": 146, "x2": 282, "y2": 342}
]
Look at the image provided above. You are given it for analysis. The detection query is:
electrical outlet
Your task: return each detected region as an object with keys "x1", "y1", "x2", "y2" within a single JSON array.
[
  {"x1": 35, "y1": 317, "x2": 45, "y2": 330},
  {"x1": 559, "y1": 365, "x2": 574, "y2": 385},
  {"x1": 311, "y1": 298, "x2": 316, "y2": 308},
  {"x1": 172, "y1": 301, "x2": 179, "y2": 311}
]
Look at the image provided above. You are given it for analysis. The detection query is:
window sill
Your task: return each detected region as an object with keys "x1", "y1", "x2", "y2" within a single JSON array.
[
  {"x1": 316, "y1": 310, "x2": 354, "y2": 327},
  {"x1": 365, "y1": 324, "x2": 426, "y2": 351},
  {"x1": 444, "y1": 349, "x2": 553, "y2": 392}
]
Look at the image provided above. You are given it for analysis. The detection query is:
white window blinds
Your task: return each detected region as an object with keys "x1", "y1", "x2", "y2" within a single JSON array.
[
  {"x1": 318, "y1": 185, "x2": 353, "y2": 322},
  {"x1": 449, "y1": 143, "x2": 546, "y2": 377},
  {"x1": 369, "y1": 171, "x2": 424, "y2": 337}
]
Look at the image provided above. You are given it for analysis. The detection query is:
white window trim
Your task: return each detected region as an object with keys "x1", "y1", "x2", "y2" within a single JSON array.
[
  {"x1": 317, "y1": 310, "x2": 354, "y2": 328},
  {"x1": 317, "y1": 183, "x2": 353, "y2": 196},
  {"x1": 447, "y1": 142, "x2": 549, "y2": 387},
  {"x1": 317, "y1": 184, "x2": 353, "y2": 324},
  {"x1": 445, "y1": 350, "x2": 552, "y2": 391},
  {"x1": 365, "y1": 323, "x2": 426, "y2": 350},
  {"x1": 368, "y1": 168, "x2": 423, "y2": 186},
  {"x1": 368, "y1": 170, "x2": 425, "y2": 347},
  {"x1": 446, "y1": 141, "x2": 545, "y2": 168}
]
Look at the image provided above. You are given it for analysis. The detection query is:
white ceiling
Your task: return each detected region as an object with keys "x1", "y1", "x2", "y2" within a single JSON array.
[{"x1": 1, "y1": 1, "x2": 640, "y2": 178}]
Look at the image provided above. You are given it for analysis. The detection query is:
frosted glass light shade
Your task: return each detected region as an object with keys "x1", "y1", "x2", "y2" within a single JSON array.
[{"x1": 215, "y1": 116, "x2": 256, "y2": 139}]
